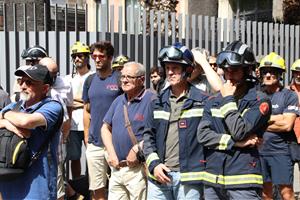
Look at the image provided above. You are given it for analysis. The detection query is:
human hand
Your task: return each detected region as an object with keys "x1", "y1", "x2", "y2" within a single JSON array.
[
  {"x1": 107, "y1": 153, "x2": 120, "y2": 169},
  {"x1": 220, "y1": 80, "x2": 236, "y2": 97},
  {"x1": 1, "y1": 119, "x2": 30, "y2": 138},
  {"x1": 126, "y1": 147, "x2": 139, "y2": 168},
  {"x1": 234, "y1": 134, "x2": 260, "y2": 148},
  {"x1": 153, "y1": 163, "x2": 171, "y2": 184},
  {"x1": 191, "y1": 48, "x2": 209, "y2": 66}
]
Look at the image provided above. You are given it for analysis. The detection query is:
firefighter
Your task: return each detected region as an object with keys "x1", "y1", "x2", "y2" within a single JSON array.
[
  {"x1": 143, "y1": 43, "x2": 209, "y2": 199},
  {"x1": 259, "y1": 52, "x2": 298, "y2": 200},
  {"x1": 197, "y1": 41, "x2": 272, "y2": 199}
]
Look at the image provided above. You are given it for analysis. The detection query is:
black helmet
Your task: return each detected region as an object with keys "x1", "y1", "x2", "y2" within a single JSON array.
[
  {"x1": 216, "y1": 41, "x2": 256, "y2": 69},
  {"x1": 158, "y1": 42, "x2": 194, "y2": 67},
  {"x1": 21, "y1": 45, "x2": 48, "y2": 60}
]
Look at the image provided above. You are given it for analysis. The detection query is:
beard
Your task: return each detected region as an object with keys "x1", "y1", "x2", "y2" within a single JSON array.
[
  {"x1": 295, "y1": 77, "x2": 300, "y2": 85},
  {"x1": 19, "y1": 92, "x2": 30, "y2": 101}
]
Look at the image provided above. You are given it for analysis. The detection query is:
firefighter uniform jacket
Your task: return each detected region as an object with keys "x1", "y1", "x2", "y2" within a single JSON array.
[
  {"x1": 143, "y1": 84, "x2": 209, "y2": 184},
  {"x1": 197, "y1": 82, "x2": 271, "y2": 189}
]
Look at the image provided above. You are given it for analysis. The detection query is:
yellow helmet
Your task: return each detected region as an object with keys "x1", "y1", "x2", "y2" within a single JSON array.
[
  {"x1": 258, "y1": 52, "x2": 286, "y2": 72},
  {"x1": 112, "y1": 55, "x2": 129, "y2": 68},
  {"x1": 71, "y1": 41, "x2": 90, "y2": 55},
  {"x1": 291, "y1": 59, "x2": 300, "y2": 72}
]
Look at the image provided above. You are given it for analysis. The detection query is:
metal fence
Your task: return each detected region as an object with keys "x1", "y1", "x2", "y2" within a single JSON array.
[{"x1": 0, "y1": 3, "x2": 300, "y2": 94}]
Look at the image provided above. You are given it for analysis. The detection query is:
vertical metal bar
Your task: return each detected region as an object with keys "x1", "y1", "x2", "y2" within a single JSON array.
[
  {"x1": 217, "y1": 18, "x2": 221, "y2": 53},
  {"x1": 44, "y1": 3, "x2": 48, "y2": 51},
  {"x1": 75, "y1": 3, "x2": 78, "y2": 40},
  {"x1": 279, "y1": 24, "x2": 284, "y2": 58},
  {"x1": 235, "y1": 18, "x2": 239, "y2": 40},
  {"x1": 65, "y1": 4, "x2": 70, "y2": 74},
  {"x1": 191, "y1": 15, "x2": 196, "y2": 49},
  {"x1": 295, "y1": 26, "x2": 299, "y2": 59},
  {"x1": 96, "y1": 2, "x2": 99, "y2": 33},
  {"x1": 198, "y1": 15, "x2": 203, "y2": 48},
  {"x1": 269, "y1": 23, "x2": 273, "y2": 52},
  {"x1": 263, "y1": 22, "x2": 268, "y2": 56},
  {"x1": 85, "y1": 3, "x2": 88, "y2": 33},
  {"x1": 3, "y1": 3, "x2": 10, "y2": 91},
  {"x1": 185, "y1": 14, "x2": 190, "y2": 48},
  {"x1": 55, "y1": 4, "x2": 59, "y2": 67},
  {"x1": 274, "y1": 23, "x2": 279, "y2": 53},
  {"x1": 164, "y1": 11, "x2": 168, "y2": 46},
  {"x1": 142, "y1": 8, "x2": 146, "y2": 68},
  {"x1": 258, "y1": 22, "x2": 262, "y2": 56},
  {"x1": 246, "y1": 21, "x2": 251, "y2": 47},
  {"x1": 229, "y1": 19, "x2": 233, "y2": 43},
  {"x1": 223, "y1": 18, "x2": 227, "y2": 49},
  {"x1": 178, "y1": 14, "x2": 182, "y2": 44},
  {"x1": 34, "y1": 3, "x2": 38, "y2": 45},
  {"x1": 204, "y1": 16, "x2": 208, "y2": 50},
  {"x1": 150, "y1": 10, "x2": 154, "y2": 70},
  {"x1": 126, "y1": 6, "x2": 130, "y2": 57},
  {"x1": 284, "y1": 25, "x2": 289, "y2": 85},
  {"x1": 118, "y1": 6, "x2": 122, "y2": 54},
  {"x1": 13, "y1": 3, "x2": 19, "y2": 69},
  {"x1": 241, "y1": 20, "x2": 245, "y2": 43},
  {"x1": 171, "y1": 12, "x2": 176, "y2": 44},
  {"x1": 211, "y1": 16, "x2": 215, "y2": 55},
  {"x1": 134, "y1": 7, "x2": 138, "y2": 61},
  {"x1": 157, "y1": 11, "x2": 161, "y2": 58},
  {"x1": 290, "y1": 25, "x2": 295, "y2": 76},
  {"x1": 252, "y1": 21, "x2": 257, "y2": 56},
  {"x1": 110, "y1": 5, "x2": 114, "y2": 46}
]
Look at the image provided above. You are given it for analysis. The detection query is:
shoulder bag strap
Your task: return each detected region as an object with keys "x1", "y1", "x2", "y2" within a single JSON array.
[{"x1": 123, "y1": 104, "x2": 138, "y2": 145}]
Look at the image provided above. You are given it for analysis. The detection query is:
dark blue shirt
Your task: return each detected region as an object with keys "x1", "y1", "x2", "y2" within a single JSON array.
[
  {"x1": 0, "y1": 98, "x2": 62, "y2": 199},
  {"x1": 260, "y1": 88, "x2": 299, "y2": 155},
  {"x1": 103, "y1": 89, "x2": 155, "y2": 161},
  {"x1": 82, "y1": 71, "x2": 122, "y2": 147}
]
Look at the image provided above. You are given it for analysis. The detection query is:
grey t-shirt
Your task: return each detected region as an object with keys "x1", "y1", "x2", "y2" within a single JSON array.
[{"x1": 164, "y1": 92, "x2": 187, "y2": 171}]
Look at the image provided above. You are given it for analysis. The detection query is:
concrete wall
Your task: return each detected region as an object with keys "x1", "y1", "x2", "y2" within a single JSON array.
[{"x1": 188, "y1": 0, "x2": 218, "y2": 17}]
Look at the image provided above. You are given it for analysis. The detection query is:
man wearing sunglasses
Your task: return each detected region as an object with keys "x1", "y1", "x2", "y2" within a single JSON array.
[
  {"x1": 66, "y1": 41, "x2": 94, "y2": 182},
  {"x1": 0, "y1": 64, "x2": 63, "y2": 199},
  {"x1": 82, "y1": 41, "x2": 122, "y2": 200},
  {"x1": 258, "y1": 53, "x2": 298, "y2": 200},
  {"x1": 11, "y1": 45, "x2": 48, "y2": 103},
  {"x1": 143, "y1": 43, "x2": 209, "y2": 199},
  {"x1": 197, "y1": 41, "x2": 272, "y2": 200}
]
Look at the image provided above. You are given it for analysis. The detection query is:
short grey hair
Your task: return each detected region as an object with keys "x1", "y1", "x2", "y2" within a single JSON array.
[{"x1": 124, "y1": 61, "x2": 145, "y2": 76}]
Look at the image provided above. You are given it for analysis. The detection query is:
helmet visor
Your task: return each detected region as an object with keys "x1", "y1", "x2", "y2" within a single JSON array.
[
  {"x1": 216, "y1": 51, "x2": 243, "y2": 66},
  {"x1": 158, "y1": 46, "x2": 183, "y2": 61}
]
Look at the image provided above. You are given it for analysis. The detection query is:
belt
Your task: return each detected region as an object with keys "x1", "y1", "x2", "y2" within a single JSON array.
[{"x1": 118, "y1": 160, "x2": 128, "y2": 168}]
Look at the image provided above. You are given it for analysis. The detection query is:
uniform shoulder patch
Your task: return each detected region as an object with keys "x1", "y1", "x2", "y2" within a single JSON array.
[{"x1": 259, "y1": 102, "x2": 269, "y2": 115}]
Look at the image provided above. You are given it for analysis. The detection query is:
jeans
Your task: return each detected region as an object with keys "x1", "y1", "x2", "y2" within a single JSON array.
[{"x1": 147, "y1": 171, "x2": 203, "y2": 200}]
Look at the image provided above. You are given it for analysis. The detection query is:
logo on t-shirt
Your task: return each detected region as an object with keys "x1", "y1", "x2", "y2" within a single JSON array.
[
  {"x1": 134, "y1": 113, "x2": 144, "y2": 121},
  {"x1": 106, "y1": 84, "x2": 119, "y2": 91}
]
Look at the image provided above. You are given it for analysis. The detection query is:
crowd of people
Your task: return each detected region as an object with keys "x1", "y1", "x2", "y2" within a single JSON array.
[{"x1": 0, "y1": 39, "x2": 299, "y2": 200}]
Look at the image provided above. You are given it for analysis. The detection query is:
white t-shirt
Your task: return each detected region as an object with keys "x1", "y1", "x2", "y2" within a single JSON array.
[{"x1": 65, "y1": 71, "x2": 94, "y2": 131}]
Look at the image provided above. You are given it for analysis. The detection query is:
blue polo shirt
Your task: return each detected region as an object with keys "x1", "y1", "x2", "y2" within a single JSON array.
[
  {"x1": 82, "y1": 71, "x2": 122, "y2": 147},
  {"x1": 103, "y1": 89, "x2": 155, "y2": 161},
  {"x1": 0, "y1": 97, "x2": 63, "y2": 200},
  {"x1": 260, "y1": 88, "x2": 299, "y2": 155}
]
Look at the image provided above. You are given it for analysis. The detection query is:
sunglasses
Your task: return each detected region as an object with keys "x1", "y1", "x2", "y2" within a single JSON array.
[
  {"x1": 17, "y1": 78, "x2": 38, "y2": 86},
  {"x1": 91, "y1": 54, "x2": 106, "y2": 60},
  {"x1": 260, "y1": 68, "x2": 281, "y2": 76},
  {"x1": 71, "y1": 54, "x2": 85, "y2": 59}
]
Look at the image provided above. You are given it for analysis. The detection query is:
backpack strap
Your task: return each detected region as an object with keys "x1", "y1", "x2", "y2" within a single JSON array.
[{"x1": 85, "y1": 73, "x2": 96, "y2": 93}]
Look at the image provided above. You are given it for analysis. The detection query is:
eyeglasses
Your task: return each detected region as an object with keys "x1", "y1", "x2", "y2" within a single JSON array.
[
  {"x1": 120, "y1": 75, "x2": 142, "y2": 81},
  {"x1": 17, "y1": 78, "x2": 37, "y2": 86},
  {"x1": 216, "y1": 51, "x2": 243, "y2": 66},
  {"x1": 91, "y1": 54, "x2": 105, "y2": 60},
  {"x1": 71, "y1": 54, "x2": 85, "y2": 59}
]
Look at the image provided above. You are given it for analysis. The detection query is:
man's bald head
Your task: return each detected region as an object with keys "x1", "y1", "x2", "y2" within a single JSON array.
[{"x1": 39, "y1": 57, "x2": 58, "y2": 79}]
